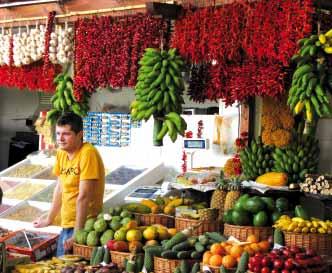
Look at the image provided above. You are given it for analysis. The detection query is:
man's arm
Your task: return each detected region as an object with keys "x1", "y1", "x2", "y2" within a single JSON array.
[
  {"x1": 74, "y1": 179, "x2": 95, "y2": 231},
  {"x1": 33, "y1": 179, "x2": 62, "y2": 227}
]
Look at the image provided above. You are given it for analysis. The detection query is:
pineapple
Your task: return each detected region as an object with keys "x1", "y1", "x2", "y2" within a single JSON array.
[
  {"x1": 223, "y1": 177, "x2": 242, "y2": 212},
  {"x1": 210, "y1": 171, "x2": 228, "y2": 220}
]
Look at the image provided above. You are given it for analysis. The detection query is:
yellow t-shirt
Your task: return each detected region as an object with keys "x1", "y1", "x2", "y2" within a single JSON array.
[{"x1": 53, "y1": 143, "x2": 105, "y2": 228}]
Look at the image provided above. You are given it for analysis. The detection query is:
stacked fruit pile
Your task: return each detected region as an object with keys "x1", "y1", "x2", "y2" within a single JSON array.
[
  {"x1": 142, "y1": 229, "x2": 226, "y2": 273},
  {"x1": 274, "y1": 215, "x2": 332, "y2": 234},
  {"x1": 240, "y1": 134, "x2": 319, "y2": 184},
  {"x1": 247, "y1": 246, "x2": 325, "y2": 273},
  {"x1": 130, "y1": 48, "x2": 187, "y2": 145},
  {"x1": 239, "y1": 138, "x2": 274, "y2": 180},
  {"x1": 223, "y1": 195, "x2": 289, "y2": 227},
  {"x1": 74, "y1": 207, "x2": 135, "y2": 247},
  {"x1": 123, "y1": 196, "x2": 206, "y2": 216},
  {"x1": 75, "y1": 206, "x2": 175, "y2": 252},
  {"x1": 202, "y1": 235, "x2": 270, "y2": 270},
  {"x1": 271, "y1": 135, "x2": 319, "y2": 184},
  {"x1": 47, "y1": 73, "x2": 90, "y2": 125}
]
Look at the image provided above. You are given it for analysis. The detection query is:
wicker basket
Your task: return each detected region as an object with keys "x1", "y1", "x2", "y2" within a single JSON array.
[
  {"x1": 73, "y1": 243, "x2": 94, "y2": 260},
  {"x1": 154, "y1": 256, "x2": 198, "y2": 273},
  {"x1": 223, "y1": 224, "x2": 273, "y2": 242},
  {"x1": 175, "y1": 217, "x2": 221, "y2": 236},
  {"x1": 200, "y1": 263, "x2": 236, "y2": 273},
  {"x1": 284, "y1": 231, "x2": 332, "y2": 256},
  {"x1": 110, "y1": 250, "x2": 131, "y2": 268},
  {"x1": 134, "y1": 213, "x2": 175, "y2": 228}
]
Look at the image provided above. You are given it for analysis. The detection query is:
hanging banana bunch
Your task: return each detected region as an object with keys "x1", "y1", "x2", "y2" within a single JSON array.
[
  {"x1": 287, "y1": 29, "x2": 332, "y2": 123},
  {"x1": 46, "y1": 72, "x2": 90, "y2": 125},
  {"x1": 131, "y1": 48, "x2": 187, "y2": 145}
]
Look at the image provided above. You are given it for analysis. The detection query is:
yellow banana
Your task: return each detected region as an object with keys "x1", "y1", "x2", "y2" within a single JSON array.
[
  {"x1": 325, "y1": 29, "x2": 332, "y2": 38},
  {"x1": 319, "y1": 34, "x2": 327, "y2": 44},
  {"x1": 294, "y1": 101, "x2": 305, "y2": 114}
]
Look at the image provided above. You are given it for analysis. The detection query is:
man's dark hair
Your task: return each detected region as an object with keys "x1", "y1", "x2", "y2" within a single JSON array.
[{"x1": 56, "y1": 112, "x2": 83, "y2": 134}]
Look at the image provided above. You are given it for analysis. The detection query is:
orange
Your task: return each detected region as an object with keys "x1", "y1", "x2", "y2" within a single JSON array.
[
  {"x1": 225, "y1": 244, "x2": 233, "y2": 254},
  {"x1": 210, "y1": 243, "x2": 225, "y2": 255},
  {"x1": 209, "y1": 254, "x2": 223, "y2": 267},
  {"x1": 220, "y1": 242, "x2": 230, "y2": 248},
  {"x1": 230, "y1": 245, "x2": 243, "y2": 258},
  {"x1": 250, "y1": 243, "x2": 260, "y2": 253},
  {"x1": 246, "y1": 234, "x2": 259, "y2": 243},
  {"x1": 202, "y1": 251, "x2": 213, "y2": 264},
  {"x1": 258, "y1": 240, "x2": 270, "y2": 252},
  {"x1": 243, "y1": 245, "x2": 255, "y2": 256},
  {"x1": 222, "y1": 255, "x2": 237, "y2": 269}
]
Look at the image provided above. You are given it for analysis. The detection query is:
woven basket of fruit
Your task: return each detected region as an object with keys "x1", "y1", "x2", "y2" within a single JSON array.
[
  {"x1": 175, "y1": 217, "x2": 221, "y2": 236},
  {"x1": 200, "y1": 263, "x2": 236, "y2": 273},
  {"x1": 111, "y1": 251, "x2": 143, "y2": 269},
  {"x1": 223, "y1": 224, "x2": 273, "y2": 242},
  {"x1": 73, "y1": 243, "x2": 94, "y2": 259},
  {"x1": 154, "y1": 256, "x2": 198, "y2": 273},
  {"x1": 283, "y1": 231, "x2": 332, "y2": 256},
  {"x1": 134, "y1": 212, "x2": 175, "y2": 228}
]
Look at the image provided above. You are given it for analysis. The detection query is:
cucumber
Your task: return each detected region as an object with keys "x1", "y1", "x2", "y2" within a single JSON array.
[
  {"x1": 190, "y1": 251, "x2": 202, "y2": 259},
  {"x1": 274, "y1": 228, "x2": 284, "y2": 246},
  {"x1": 205, "y1": 232, "x2": 227, "y2": 242},
  {"x1": 102, "y1": 247, "x2": 110, "y2": 264},
  {"x1": 235, "y1": 251, "x2": 249, "y2": 273},
  {"x1": 136, "y1": 254, "x2": 144, "y2": 273},
  {"x1": 191, "y1": 262, "x2": 200, "y2": 273},
  {"x1": 180, "y1": 260, "x2": 190, "y2": 273},
  {"x1": 177, "y1": 250, "x2": 193, "y2": 259},
  {"x1": 90, "y1": 247, "x2": 97, "y2": 265},
  {"x1": 194, "y1": 242, "x2": 205, "y2": 253},
  {"x1": 295, "y1": 205, "x2": 309, "y2": 220},
  {"x1": 172, "y1": 240, "x2": 193, "y2": 252},
  {"x1": 164, "y1": 232, "x2": 187, "y2": 250},
  {"x1": 161, "y1": 250, "x2": 178, "y2": 259}
]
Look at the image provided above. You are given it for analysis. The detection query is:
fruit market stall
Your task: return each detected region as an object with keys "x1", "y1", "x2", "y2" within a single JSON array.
[{"x1": 0, "y1": 0, "x2": 332, "y2": 272}]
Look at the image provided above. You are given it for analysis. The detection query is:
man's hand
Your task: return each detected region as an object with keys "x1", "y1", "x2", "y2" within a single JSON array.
[
  {"x1": 64, "y1": 237, "x2": 74, "y2": 252},
  {"x1": 32, "y1": 216, "x2": 50, "y2": 228}
]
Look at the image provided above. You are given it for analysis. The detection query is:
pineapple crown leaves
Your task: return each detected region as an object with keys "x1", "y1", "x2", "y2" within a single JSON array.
[{"x1": 217, "y1": 174, "x2": 243, "y2": 191}]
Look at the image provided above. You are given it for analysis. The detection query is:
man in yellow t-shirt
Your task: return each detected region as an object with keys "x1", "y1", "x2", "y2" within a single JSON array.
[{"x1": 33, "y1": 112, "x2": 105, "y2": 256}]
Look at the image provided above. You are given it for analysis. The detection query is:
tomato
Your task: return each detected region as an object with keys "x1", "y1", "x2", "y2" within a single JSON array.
[
  {"x1": 281, "y1": 270, "x2": 290, "y2": 273},
  {"x1": 291, "y1": 270, "x2": 299, "y2": 273},
  {"x1": 261, "y1": 267, "x2": 271, "y2": 273},
  {"x1": 271, "y1": 270, "x2": 280, "y2": 273}
]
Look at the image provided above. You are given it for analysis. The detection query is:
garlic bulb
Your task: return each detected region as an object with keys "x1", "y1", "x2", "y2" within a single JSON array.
[
  {"x1": 49, "y1": 24, "x2": 74, "y2": 64},
  {"x1": 0, "y1": 31, "x2": 10, "y2": 66},
  {"x1": 12, "y1": 25, "x2": 45, "y2": 67}
]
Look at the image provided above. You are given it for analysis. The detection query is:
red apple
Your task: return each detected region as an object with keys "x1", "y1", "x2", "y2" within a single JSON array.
[
  {"x1": 274, "y1": 259, "x2": 284, "y2": 269},
  {"x1": 291, "y1": 270, "x2": 299, "y2": 273},
  {"x1": 261, "y1": 267, "x2": 271, "y2": 273},
  {"x1": 281, "y1": 270, "x2": 290, "y2": 273},
  {"x1": 284, "y1": 258, "x2": 294, "y2": 270},
  {"x1": 271, "y1": 270, "x2": 280, "y2": 273},
  {"x1": 253, "y1": 265, "x2": 262, "y2": 273},
  {"x1": 262, "y1": 256, "x2": 271, "y2": 267}
]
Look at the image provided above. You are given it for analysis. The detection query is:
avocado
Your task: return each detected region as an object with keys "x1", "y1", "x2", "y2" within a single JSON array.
[
  {"x1": 261, "y1": 197, "x2": 275, "y2": 211},
  {"x1": 276, "y1": 197, "x2": 289, "y2": 212},
  {"x1": 253, "y1": 211, "x2": 268, "y2": 227},
  {"x1": 245, "y1": 197, "x2": 265, "y2": 213},
  {"x1": 231, "y1": 210, "x2": 250, "y2": 226}
]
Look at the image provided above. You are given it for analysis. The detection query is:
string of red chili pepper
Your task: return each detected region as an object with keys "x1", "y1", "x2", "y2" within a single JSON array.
[
  {"x1": 74, "y1": 14, "x2": 166, "y2": 101},
  {"x1": 0, "y1": 61, "x2": 60, "y2": 92},
  {"x1": 43, "y1": 11, "x2": 56, "y2": 69},
  {"x1": 187, "y1": 63, "x2": 209, "y2": 103}
]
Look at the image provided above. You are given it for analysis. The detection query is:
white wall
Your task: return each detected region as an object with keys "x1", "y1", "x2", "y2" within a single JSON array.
[{"x1": 0, "y1": 88, "x2": 39, "y2": 170}]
